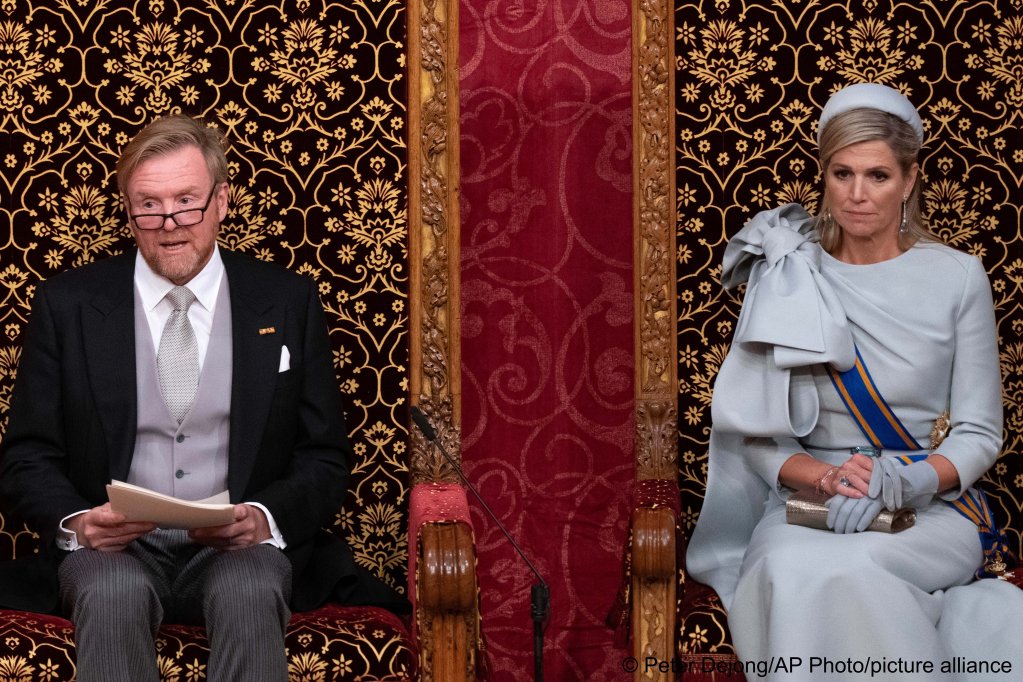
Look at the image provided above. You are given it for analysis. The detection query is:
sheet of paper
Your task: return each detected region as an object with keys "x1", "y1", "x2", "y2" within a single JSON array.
[{"x1": 106, "y1": 480, "x2": 235, "y2": 530}]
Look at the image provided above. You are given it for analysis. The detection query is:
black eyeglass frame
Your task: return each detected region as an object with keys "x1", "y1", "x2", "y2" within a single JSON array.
[{"x1": 128, "y1": 183, "x2": 220, "y2": 231}]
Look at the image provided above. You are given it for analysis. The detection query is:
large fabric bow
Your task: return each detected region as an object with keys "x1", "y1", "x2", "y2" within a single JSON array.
[{"x1": 711, "y1": 203, "x2": 855, "y2": 437}]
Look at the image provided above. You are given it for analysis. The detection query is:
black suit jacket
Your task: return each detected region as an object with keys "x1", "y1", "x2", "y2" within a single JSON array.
[{"x1": 0, "y1": 249, "x2": 399, "y2": 614}]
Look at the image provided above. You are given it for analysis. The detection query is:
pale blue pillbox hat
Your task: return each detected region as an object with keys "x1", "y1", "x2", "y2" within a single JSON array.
[{"x1": 817, "y1": 83, "x2": 923, "y2": 144}]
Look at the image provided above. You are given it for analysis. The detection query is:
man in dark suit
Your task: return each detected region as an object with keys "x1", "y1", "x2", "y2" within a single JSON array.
[{"x1": 0, "y1": 115, "x2": 355, "y2": 681}]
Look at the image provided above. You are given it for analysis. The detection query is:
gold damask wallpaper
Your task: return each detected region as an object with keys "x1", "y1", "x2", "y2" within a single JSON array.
[
  {"x1": 0, "y1": 0, "x2": 410, "y2": 593},
  {"x1": 676, "y1": 0, "x2": 1023, "y2": 650}
]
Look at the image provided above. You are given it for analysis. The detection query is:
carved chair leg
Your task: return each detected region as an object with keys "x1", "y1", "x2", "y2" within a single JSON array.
[
  {"x1": 417, "y1": 521, "x2": 478, "y2": 682},
  {"x1": 631, "y1": 506, "x2": 677, "y2": 681}
]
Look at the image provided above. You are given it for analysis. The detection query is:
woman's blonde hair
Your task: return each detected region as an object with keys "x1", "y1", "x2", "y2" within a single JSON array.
[{"x1": 815, "y1": 108, "x2": 930, "y2": 253}]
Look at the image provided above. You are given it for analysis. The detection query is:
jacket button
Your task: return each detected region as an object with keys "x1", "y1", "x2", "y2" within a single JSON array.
[
  {"x1": 176, "y1": 434, "x2": 185, "y2": 443},
  {"x1": 175, "y1": 469, "x2": 185, "y2": 479}
]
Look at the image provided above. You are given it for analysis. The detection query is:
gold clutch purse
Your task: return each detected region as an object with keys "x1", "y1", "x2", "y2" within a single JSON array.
[{"x1": 786, "y1": 490, "x2": 917, "y2": 533}]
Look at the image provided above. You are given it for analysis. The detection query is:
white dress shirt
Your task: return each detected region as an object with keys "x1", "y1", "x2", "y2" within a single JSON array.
[
  {"x1": 134, "y1": 245, "x2": 224, "y2": 371},
  {"x1": 58, "y1": 246, "x2": 286, "y2": 551}
]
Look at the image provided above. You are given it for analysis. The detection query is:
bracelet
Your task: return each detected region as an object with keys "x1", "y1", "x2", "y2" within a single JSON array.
[{"x1": 815, "y1": 466, "x2": 839, "y2": 496}]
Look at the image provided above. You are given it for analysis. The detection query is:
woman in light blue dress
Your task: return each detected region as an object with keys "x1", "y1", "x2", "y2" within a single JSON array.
[{"x1": 687, "y1": 84, "x2": 1023, "y2": 680}]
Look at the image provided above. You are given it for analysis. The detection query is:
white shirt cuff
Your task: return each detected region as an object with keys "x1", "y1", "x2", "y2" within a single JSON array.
[
  {"x1": 57, "y1": 510, "x2": 89, "y2": 551},
  {"x1": 245, "y1": 502, "x2": 287, "y2": 549}
]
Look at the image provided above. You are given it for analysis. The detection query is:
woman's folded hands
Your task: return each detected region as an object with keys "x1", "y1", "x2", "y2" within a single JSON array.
[
  {"x1": 825, "y1": 458, "x2": 940, "y2": 533},
  {"x1": 825, "y1": 457, "x2": 883, "y2": 533}
]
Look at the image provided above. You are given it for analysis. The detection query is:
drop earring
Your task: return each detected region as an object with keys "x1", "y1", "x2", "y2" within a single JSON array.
[{"x1": 899, "y1": 196, "x2": 908, "y2": 234}]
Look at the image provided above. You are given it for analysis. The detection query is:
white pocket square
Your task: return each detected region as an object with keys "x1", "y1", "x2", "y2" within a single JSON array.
[{"x1": 279, "y1": 345, "x2": 290, "y2": 372}]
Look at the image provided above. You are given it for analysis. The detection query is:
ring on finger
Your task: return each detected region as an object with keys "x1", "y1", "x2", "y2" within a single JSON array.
[{"x1": 839, "y1": 476, "x2": 852, "y2": 488}]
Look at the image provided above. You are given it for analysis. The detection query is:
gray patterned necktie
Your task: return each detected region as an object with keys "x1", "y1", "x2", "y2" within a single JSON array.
[{"x1": 158, "y1": 286, "x2": 198, "y2": 424}]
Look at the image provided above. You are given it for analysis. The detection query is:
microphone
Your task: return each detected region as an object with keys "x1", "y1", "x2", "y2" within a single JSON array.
[
  {"x1": 410, "y1": 406, "x2": 550, "y2": 682},
  {"x1": 410, "y1": 408, "x2": 438, "y2": 440}
]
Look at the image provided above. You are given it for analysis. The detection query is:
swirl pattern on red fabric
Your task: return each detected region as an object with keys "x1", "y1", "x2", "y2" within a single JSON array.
[{"x1": 460, "y1": 0, "x2": 635, "y2": 677}]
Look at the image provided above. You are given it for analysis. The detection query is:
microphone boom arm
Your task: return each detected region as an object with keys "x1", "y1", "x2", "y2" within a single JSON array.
[{"x1": 410, "y1": 406, "x2": 549, "y2": 681}]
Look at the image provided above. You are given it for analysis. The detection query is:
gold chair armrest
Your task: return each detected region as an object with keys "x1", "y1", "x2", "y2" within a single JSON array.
[
  {"x1": 631, "y1": 505, "x2": 677, "y2": 680},
  {"x1": 632, "y1": 506, "x2": 676, "y2": 580},
  {"x1": 411, "y1": 483, "x2": 479, "y2": 682},
  {"x1": 418, "y1": 520, "x2": 477, "y2": 612}
]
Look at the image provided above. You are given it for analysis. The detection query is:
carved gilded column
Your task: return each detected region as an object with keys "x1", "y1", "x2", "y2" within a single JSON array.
[
  {"x1": 632, "y1": 0, "x2": 677, "y2": 679},
  {"x1": 633, "y1": 0, "x2": 677, "y2": 480},
  {"x1": 409, "y1": 3, "x2": 477, "y2": 681},
  {"x1": 409, "y1": 0, "x2": 462, "y2": 484}
]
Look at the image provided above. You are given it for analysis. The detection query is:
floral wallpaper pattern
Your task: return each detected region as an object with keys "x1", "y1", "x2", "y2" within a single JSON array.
[
  {"x1": 676, "y1": 0, "x2": 1023, "y2": 658},
  {"x1": 0, "y1": 0, "x2": 411, "y2": 598}
]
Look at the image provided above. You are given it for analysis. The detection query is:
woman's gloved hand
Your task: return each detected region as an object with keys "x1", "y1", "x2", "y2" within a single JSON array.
[
  {"x1": 869, "y1": 458, "x2": 939, "y2": 510},
  {"x1": 826, "y1": 493, "x2": 884, "y2": 533}
]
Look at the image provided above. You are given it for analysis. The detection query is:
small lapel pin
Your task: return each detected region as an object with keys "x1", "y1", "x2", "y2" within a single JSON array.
[{"x1": 258, "y1": 326, "x2": 276, "y2": 335}]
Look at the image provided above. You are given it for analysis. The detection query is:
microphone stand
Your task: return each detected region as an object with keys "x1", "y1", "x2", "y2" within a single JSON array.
[{"x1": 410, "y1": 406, "x2": 550, "y2": 682}]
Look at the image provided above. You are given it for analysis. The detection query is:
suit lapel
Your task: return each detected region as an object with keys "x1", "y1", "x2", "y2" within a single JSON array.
[
  {"x1": 223, "y1": 251, "x2": 282, "y2": 499},
  {"x1": 82, "y1": 252, "x2": 138, "y2": 481}
]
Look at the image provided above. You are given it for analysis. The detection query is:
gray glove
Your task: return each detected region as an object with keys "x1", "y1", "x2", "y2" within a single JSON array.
[
  {"x1": 868, "y1": 458, "x2": 939, "y2": 510},
  {"x1": 826, "y1": 493, "x2": 884, "y2": 533}
]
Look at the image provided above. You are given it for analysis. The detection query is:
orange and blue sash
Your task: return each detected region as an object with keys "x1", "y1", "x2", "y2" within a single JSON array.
[
  {"x1": 826, "y1": 347, "x2": 921, "y2": 451},
  {"x1": 893, "y1": 453, "x2": 1008, "y2": 577},
  {"x1": 828, "y1": 347, "x2": 1008, "y2": 575}
]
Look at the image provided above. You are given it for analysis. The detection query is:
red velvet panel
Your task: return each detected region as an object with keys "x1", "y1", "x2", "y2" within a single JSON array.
[{"x1": 459, "y1": 1, "x2": 635, "y2": 677}]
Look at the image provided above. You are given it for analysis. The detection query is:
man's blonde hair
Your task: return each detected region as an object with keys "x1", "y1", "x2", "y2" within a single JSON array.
[{"x1": 116, "y1": 114, "x2": 228, "y2": 197}]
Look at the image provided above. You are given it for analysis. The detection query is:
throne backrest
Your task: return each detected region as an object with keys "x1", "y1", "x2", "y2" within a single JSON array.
[
  {"x1": 673, "y1": 2, "x2": 1023, "y2": 560},
  {"x1": 0, "y1": 1, "x2": 412, "y2": 595}
]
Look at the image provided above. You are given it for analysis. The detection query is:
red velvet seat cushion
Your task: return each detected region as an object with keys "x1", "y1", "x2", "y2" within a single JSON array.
[
  {"x1": 677, "y1": 580, "x2": 745, "y2": 682},
  {"x1": 0, "y1": 604, "x2": 417, "y2": 681},
  {"x1": 0, "y1": 611, "x2": 75, "y2": 680}
]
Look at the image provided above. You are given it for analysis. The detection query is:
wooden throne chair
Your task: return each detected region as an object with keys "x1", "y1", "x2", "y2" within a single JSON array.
[
  {"x1": 0, "y1": 2, "x2": 479, "y2": 680},
  {"x1": 617, "y1": 3, "x2": 1023, "y2": 681}
]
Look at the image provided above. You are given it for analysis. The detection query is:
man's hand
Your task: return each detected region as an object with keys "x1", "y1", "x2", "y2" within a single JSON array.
[
  {"x1": 67, "y1": 504, "x2": 156, "y2": 552},
  {"x1": 189, "y1": 504, "x2": 272, "y2": 551}
]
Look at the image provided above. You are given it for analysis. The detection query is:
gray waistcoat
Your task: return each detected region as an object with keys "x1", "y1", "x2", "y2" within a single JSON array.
[{"x1": 129, "y1": 279, "x2": 233, "y2": 500}]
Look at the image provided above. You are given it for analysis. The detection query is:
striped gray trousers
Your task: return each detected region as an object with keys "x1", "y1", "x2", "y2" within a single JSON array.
[{"x1": 59, "y1": 529, "x2": 292, "y2": 682}]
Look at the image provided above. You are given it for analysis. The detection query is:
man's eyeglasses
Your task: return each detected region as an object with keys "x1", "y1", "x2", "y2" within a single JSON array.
[{"x1": 129, "y1": 184, "x2": 219, "y2": 231}]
